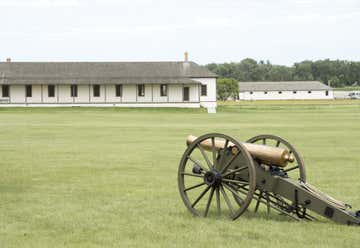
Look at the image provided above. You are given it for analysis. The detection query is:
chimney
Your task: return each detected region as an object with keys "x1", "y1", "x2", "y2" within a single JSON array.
[
  {"x1": 6, "y1": 58, "x2": 11, "y2": 62},
  {"x1": 184, "y1": 52, "x2": 188, "y2": 62}
]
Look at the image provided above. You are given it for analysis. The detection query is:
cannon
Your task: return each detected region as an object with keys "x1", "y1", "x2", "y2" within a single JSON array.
[{"x1": 177, "y1": 133, "x2": 360, "y2": 225}]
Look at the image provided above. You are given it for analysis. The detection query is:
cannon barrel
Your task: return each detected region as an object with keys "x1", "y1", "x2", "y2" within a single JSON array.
[{"x1": 186, "y1": 135, "x2": 294, "y2": 167}]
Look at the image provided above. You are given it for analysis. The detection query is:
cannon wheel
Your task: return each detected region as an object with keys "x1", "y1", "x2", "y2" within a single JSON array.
[
  {"x1": 178, "y1": 133, "x2": 256, "y2": 220},
  {"x1": 246, "y1": 134, "x2": 306, "y2": 182},
  {"x1": 245, "y1": 134, "x2": 306, "y2": 216}
]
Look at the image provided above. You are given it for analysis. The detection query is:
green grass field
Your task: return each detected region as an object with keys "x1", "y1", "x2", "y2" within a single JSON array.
[{"x1": 1, "y1": 101, "x2": 360, "y2": 247}]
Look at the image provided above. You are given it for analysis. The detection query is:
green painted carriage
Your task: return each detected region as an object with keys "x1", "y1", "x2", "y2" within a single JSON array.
[{"x1": 178, "y1": 133, "x2": 360, "y2": 225}]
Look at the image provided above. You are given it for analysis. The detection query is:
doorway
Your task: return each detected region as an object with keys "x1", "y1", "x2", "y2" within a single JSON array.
[{"x1": 183, "y1": 87, "x2": 189, "y2": 101}]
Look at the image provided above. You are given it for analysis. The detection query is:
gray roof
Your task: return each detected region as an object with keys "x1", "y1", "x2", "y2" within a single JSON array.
[
  {"x1": 238, "y1": 81, "x2": 332, "y2": 92},
  {"x1": 0, "y1": 61, "x2": 217, "y2": 85}
]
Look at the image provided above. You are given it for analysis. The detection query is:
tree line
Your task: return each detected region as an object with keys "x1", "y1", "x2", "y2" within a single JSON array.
[{"x1": 206, "y1": 58, "x2": 360, "y2": 88}]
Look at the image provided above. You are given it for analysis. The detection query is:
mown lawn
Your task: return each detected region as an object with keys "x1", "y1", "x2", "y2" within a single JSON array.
[{"x1": 1, "y1": 101, "x2": 360, "y2": 247}]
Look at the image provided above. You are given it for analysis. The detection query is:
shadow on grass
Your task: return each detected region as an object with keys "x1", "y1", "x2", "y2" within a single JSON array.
[{"x1": 172, "y1": 208, "x2": 329, "y2": 225}]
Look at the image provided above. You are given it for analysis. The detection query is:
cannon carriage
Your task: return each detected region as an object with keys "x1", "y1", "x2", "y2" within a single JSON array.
[{"x1": 177, "y1": 133, "x2": 360, "y2": 225}]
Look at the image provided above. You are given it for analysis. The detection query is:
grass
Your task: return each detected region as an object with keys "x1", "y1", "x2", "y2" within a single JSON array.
[{"x1": 1, "y1": 101, "x2": 360, "y2": 247}]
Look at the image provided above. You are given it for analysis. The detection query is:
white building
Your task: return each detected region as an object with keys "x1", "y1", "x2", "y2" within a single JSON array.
[
  {"x1": 238, "y1": 81, "x2": 333, "y2": 100},
  {"x1": 0, "y1": 57, "x2": 217, "y2": 112}
]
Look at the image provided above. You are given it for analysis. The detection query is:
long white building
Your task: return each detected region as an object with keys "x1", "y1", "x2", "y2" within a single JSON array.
[
  {"x1": 0, "y1": 57, "x2": 217, "y2": 112},
  {"x1": 238, "y1": 81, "x2": 333, "y2": 100}
]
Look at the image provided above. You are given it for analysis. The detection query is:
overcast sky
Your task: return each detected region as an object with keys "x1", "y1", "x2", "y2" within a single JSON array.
[{"x1": 0, "y1": 0, "x2": 359, "y2": 65}]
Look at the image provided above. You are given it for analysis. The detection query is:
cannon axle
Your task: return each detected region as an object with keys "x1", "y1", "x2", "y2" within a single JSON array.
[{"x1": 204, "y1": 170, "x2": 222, "y2": 187}]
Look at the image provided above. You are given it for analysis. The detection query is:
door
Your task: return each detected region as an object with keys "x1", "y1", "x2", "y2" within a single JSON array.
[{"x1": 183, "y1": 87, "x2": 190, "y2": 101}]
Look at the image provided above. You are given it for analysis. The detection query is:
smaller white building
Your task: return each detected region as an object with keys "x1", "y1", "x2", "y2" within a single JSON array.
[{"x1": 238, "y1": 81, "x2": 333, "y2": 100}]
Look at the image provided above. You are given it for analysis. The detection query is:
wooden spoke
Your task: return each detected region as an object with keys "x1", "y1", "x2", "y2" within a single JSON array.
[
  {"x1": 197, "y1": 144, "x2": 213, "y2": 170},
  {"x1": 231, "y1": 184, "x2": 252, "y2": 198},
  {"x1": 211, "y1": 137, "x2": 217, "y2": 168},
  {"x1": 265, "y1": 192, "x2": 271, "y2": 214},
  {"x1": 220, "y1": 185, "x2": 234, "y2": 215},
  {"x1": 204, "y1": 187, "x2": 215, "y2": 217},
  {"x1": 222, "y1": 165, "x2": 248, "y2": 177},
  {"x1": 276, "y1": 140, "x2": 281, "y2": 147},
  {"x1": 251, "y1": 192, "x2": 301, "y2": 221},
  {"x1": 191, "y1": 185, "x2": 211, "y2": 208},
  {"x1": 181, "y1": 172, "x2": 203, "y2": 178},
  {"x1": 187, "y1": 156, "x2": 208, "y2": 172},
  {"x1": 184, "y1": 182, "x2": 206, "y2": 192},
  {"x1": 179, "y1": 133, "x2": 257, "y2": 220},
  {"x1": 223, "y1": 139, "x2": 229, "y2": 149},
  {"x1": 262, "y1": 138, "x2": 266, "y2": 145},
  {"x1": 218, "y1": 139, "x2": 229, "y2": 166},
  {"x1": 223, "y1": 183, "x2": 245, "y2": 204},
  {"x1": 254, "y1": 190, "x2": 263, "y2": 213},
  {"x1": 220, "y1": 150, "x2": 241, "y2": 174},
  {"x1": 216, "y1": 187, "x2": 221, "y2": 215}
]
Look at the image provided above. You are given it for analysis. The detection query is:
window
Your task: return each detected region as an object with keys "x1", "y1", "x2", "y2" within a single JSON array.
[
  {"x1": 93, "y1": 85, "x2": 100, "y2": 97},
  {"x1": 201, "y1": 84, "x2": 207, "y2": 96},
  {"x1": 71, "y1": 84, "x2": 78, "y2": 97},
  {"x1": 2, "y1": 85, "x2": 9, "y2": 97},
  {"x1": 250, "y1": 91, "x2": 253, "y2": 95},
  {"x1": 26, "y1": 85, "x2": 32, "y2": 97},
  {"x1": 160, "y1": 84, "x2": 167, "y2": 97},
  {"x1": 325, "y1": 90, "x2": 329, "y2": 96},
  {"x1": 278, "y1": 91, "x2": 282, "y2": 94},
  {"x1": 138, "y1": 84, "x2": 145, "y2": 97},
  {"x1": 264, "y1": 91, "x2": 268, "y2": 94},
  {"x1": 293, "y1": 91, "x2": 297, "y2": 94},
  {"x1": 116, "y1": 84, "x2": 122, "y2": 97},
  {"x1": 48, "y1": 85, "x2": 55, "y2": 97},
  {"x1": 308, "y1": 91, "x2": 312, "y2": 94}
]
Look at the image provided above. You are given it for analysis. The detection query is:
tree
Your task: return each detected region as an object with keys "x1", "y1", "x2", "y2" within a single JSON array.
[
  {"x1": 329, "y1": 76, "x2": 342, "y2": 87},
  {"x1": 217, "y1": 78, "x2": 238, "y2": 100},
  {"x1": 293, "y1": 61, "x2": 314, "y2": 81},
  {"x1": 206, "y1": 59, "x2": 360, "y2": 88}
]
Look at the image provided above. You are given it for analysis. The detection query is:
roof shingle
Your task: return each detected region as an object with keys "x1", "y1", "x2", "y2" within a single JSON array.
[
  {"x1": 0, "y1": 61, "x2": 217, "y2": 85},
  {"x1": 238, "y1": 81, "x2": 332, "y2": 92}
]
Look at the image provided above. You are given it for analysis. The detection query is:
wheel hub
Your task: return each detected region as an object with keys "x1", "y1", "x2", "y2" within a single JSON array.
[{"x1": 204, "y1": 170, "x2": 222, "y2": 187}]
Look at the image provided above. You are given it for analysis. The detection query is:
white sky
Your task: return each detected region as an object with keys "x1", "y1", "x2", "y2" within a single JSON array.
[{"x1": 0, "y1": 0, "x2": 359, "y2": 65}]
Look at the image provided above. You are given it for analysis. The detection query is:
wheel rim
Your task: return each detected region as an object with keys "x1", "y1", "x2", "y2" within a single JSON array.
[
  {"x1": 246, "y1": 134, "x2": 306, "y2": 182},
  {"x1": 178, "y1": 133, "x2": 256, "y2": 220}
]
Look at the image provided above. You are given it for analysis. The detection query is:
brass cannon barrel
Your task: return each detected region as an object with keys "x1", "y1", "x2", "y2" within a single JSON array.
[{"x1": 186, "y1": 135, "x2": 294, "y2": 167}]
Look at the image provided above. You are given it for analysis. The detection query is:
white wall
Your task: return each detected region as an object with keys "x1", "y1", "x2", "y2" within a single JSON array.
[
  {"x1": 58, "y1": 85, "x2": 73, "y2": 103},
  {"x1": 188, "y1": 84, "x2": 200, "y2": 102},
  {"x1": 193, "y1": 78, "x2": 217, "y2": 108},
  {"x1": 334, "y1": 91, "x2": 351, "y2": 99},
  {"x1": 0, "y1": 83, "x2": 215, "y2": 109},
  {"x1": 43, "y1": 85, "x2": 57, "y2": 103},
  {"x1": 122, "y1": 85, "x2": 136, "y2": 102},
  {"x1": 9, "y1": 85, "x2": 25, "y2": 103},
  {"x1": 73, "y1": 85, "x2": 88, "y2": 103},
  {"x1": 239, "y1": 90, "x2": 334, "y2": 100},
  {"x1": 168, "y1": 84, "x2": 199, "y2": 102},
  {"x1": 25, "y1": 85, "x2": 42, "y2": 103},
  {"x1": 105, "y1": 85, "x2": 121, "y2": 102},
  {"x1": 152, "y1": 84, "x2": 168, "y2": 102},
  {"x1": 137, "y1": 84, "x2": 152, "y2": 102},
  {"x1": 0, "y1": 102, "x2": 201, "y2": 108},
  {"x1": 168, "y1": 84, "x2": 183, "y2": 102},
  {"x1": 89, "y1": 85, "x2": 105, "y2": 103}
]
